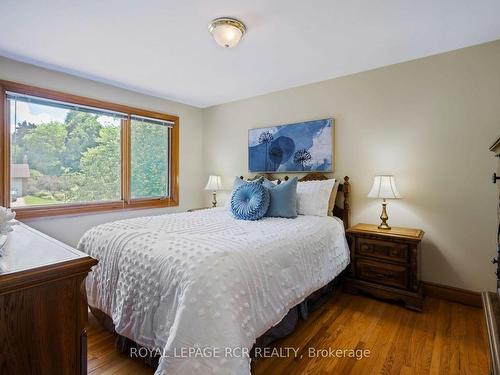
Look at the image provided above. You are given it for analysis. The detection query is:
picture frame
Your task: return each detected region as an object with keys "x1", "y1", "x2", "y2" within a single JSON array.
[{"x1": 248, "y1": 118, "x2": 334, "y2": 173}]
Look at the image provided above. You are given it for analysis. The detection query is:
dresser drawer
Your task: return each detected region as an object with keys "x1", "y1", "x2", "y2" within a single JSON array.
[
  {"x1": 357, "y1": 237, "x2": 408, "y2": 263},
  {"x1": 356, "y1": 259, "x2": 408, "y2": 289}
]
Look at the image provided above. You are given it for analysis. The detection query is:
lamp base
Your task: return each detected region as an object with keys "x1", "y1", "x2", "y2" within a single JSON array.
[
  {"x1": 378, "y1": 199, "x2": 391, "y2": 230},
  {"x1": 378, "y1": 222, "x2": 391, "y2": 230},
  {"x1": 211, "y1": 192, "x2": 217, "y2": 208}
]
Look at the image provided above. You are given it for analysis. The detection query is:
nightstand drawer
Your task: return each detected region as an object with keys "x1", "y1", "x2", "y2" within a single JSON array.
[
  {"x1": 356, "y1": 259, "x2": 408, "y2": 289},
  {"x1": 357, "y1": 238, "x2": 408, "y2": 263}
]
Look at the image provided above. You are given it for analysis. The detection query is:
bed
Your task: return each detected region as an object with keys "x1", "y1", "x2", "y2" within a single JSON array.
[{"x1": 78, "y1": 173, "x2": 351, "y2": 375}]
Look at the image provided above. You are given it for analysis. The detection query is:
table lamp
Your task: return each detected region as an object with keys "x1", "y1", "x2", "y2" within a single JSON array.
[
  {"x1": 204, "y1": 175, "x2": 223, "y2": 207},
  {"x1": 368, "y1": 175, "x2": 401, "y2": 229}
]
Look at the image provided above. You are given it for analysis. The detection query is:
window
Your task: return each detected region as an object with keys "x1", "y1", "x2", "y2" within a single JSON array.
[
  {"x1": 130, "y1": 116, "x2": 170, "y2": 199},
  {"x1": 8, "y1": 94, "x2": 124, "y2": 207},
  {"x1": 0, "y1": 81, "x2": 179, "y2": 219}
]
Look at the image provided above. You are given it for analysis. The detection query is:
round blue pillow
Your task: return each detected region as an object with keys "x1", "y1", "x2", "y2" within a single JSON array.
[{"x1": 230, "y1": 182, "x2": 270, "y2": 221}]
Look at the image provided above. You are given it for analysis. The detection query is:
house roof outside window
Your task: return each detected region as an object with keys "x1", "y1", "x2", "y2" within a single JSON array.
[{"x1": 11, "y1": 164, "x2": 30, "y2": 178}]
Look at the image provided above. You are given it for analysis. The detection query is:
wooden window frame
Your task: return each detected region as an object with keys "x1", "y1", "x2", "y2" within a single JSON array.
[{"x1": 0, "y1": 80, "x2": 179, "y2": 219}]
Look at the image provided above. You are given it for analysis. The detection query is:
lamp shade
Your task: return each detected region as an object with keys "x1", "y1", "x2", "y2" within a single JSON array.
[
  {"x1": 367, "y1": 175, "x2": 401, "y2": 199},
  {"x1": 204, "y1": 175, "x2": 223, "y2": 191}
]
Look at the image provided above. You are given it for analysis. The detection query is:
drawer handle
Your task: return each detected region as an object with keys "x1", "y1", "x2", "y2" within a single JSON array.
[
  {"x1": 360, "y1": 244, "x2": 372, "y2": 251},
  {"x1": 493, "y1": 172, "x2": 500, "y2": 184},
  {"x1": 368, "y1": 268, "x2": 394, "y2": 278}
]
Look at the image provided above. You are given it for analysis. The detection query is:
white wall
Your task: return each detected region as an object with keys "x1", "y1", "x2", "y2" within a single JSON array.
[
  {"x1": 0, "y1": 56, "x2": 205, "y2": 247},
  {"x1": 2, "y1": 40, "x2": 499, "y2": 292},
  {"x1": 202, "y1": 40, "x2": 500, "y2": 292}
]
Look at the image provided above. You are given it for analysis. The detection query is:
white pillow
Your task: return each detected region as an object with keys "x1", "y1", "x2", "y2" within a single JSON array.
[
  {"x1": 296, "y1": 178, "x2": 336, "y2": 216},
  {"x1": 328, "y1": 180, "x2": 340, "y2": 217}
]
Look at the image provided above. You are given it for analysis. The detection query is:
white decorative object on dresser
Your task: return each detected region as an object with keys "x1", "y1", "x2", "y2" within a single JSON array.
[{"x1": 0, "y1": 207, "x2": 16, "y2": 253}]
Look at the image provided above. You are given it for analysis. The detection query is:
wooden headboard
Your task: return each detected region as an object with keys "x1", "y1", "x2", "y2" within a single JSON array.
[{"x1": 239, "y1": 173, "x2": 350, "y2": 229}]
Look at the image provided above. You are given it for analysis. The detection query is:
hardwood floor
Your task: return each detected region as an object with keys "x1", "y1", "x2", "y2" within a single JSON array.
[{"x1": 87, "y1": 292, "x2": 488, "y2": 375}]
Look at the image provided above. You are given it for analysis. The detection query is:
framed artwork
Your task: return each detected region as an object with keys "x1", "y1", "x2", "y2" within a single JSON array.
[{"x1": 248, "y1": 118, "x2": 334, "y2": 172}]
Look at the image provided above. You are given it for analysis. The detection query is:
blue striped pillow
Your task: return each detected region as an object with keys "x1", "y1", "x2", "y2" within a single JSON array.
[{"x1": 230, "y1": 182, "x2": 270, "y2": 220}]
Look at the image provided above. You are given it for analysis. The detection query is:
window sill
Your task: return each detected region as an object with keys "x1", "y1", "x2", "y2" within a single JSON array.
[{"x1": 13, "y1": 198, "x2": 179, "y2": 220}]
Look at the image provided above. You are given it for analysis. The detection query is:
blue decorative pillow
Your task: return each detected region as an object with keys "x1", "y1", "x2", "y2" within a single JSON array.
[
  {"x1": 231, "y1": 182, "x2": 270, "y2": 220},
  {"x1": 227, "y1": 176, "x2": 264, "y2": 208},
  {"x1": 262, "y1": 177, "x2": 298, "y2": 218}
]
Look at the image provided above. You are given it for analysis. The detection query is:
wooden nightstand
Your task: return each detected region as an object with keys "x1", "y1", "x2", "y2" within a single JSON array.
[{"x1": 344, "y1": 223, "x2": 425, "y2": 311}]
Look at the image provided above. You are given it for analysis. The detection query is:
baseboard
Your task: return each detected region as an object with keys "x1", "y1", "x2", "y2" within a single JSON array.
[{"x1": 423, "y1": 281, "x2": 482, "y2": 308}]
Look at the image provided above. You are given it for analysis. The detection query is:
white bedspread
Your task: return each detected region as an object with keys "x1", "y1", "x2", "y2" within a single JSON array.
[{"x1": 78, "y1": 208, "x2": 349, "y2": 375}]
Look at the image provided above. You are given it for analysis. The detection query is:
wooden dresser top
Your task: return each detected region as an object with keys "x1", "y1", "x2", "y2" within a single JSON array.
[
  {"x1": 347, "y1": 223, "x2": 424, "y2": 241},
  {"x1": 0, "y1": 223, "x2": 97, "y2": 294}
]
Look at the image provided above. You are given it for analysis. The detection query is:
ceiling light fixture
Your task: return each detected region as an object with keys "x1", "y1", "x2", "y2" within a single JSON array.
[{"x1": 208, "y1": 17, "x2": 246, "y2": 48}]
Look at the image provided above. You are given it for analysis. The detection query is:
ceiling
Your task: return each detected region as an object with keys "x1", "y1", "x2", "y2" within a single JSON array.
[{"x1": 1, "y1": 0, "x2": 500, "y2": 108}]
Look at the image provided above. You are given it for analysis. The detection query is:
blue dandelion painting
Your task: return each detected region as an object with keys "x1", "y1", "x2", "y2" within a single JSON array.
[{"x1": 248, "y1": 118, "x2": 334, "y2": 172}]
